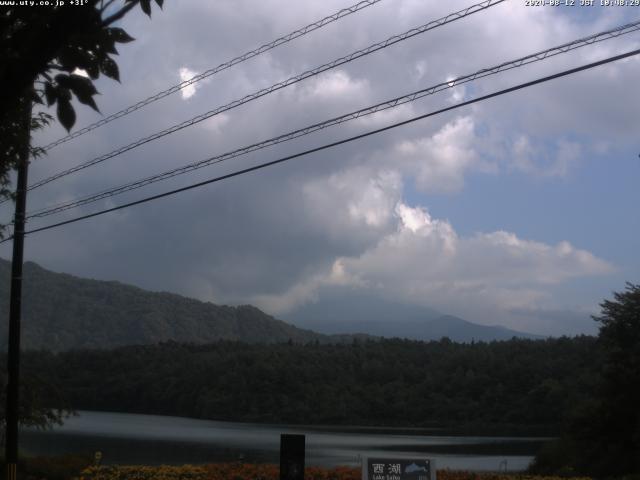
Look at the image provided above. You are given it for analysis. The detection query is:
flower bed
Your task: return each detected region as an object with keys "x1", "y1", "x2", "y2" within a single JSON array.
[{"x1": 74, "y1": 463, "x2": 593, "y2": 480}]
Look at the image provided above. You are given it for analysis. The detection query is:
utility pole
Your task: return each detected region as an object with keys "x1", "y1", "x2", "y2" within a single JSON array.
[{"x1": 5, "y1": 100, "x2": 31, "y2": 480}]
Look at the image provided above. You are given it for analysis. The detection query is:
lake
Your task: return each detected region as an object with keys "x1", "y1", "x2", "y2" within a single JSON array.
[{"x1": 21, "y1": 411, "x2": 546, "y2": 471}]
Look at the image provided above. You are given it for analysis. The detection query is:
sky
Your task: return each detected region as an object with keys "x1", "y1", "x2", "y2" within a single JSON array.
[{"x1": 2, "y1": 0, "x2": 639, "y2": 336}]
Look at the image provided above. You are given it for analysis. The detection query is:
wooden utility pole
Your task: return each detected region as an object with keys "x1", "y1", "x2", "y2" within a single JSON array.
[{"x1": 4, "y1": 100, "x2": 31, "y2": 480}]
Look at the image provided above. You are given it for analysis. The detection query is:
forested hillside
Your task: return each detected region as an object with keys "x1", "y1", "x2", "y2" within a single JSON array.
[
  {"x1": 0, "y1": 259, "x2": 537, "y2": 350},
  {"x1": 17, "y1": 336, "x2": 598, "y2": 433},
  {"x1": 0, "y1": 259, "x2": 350, "y2": 350}
]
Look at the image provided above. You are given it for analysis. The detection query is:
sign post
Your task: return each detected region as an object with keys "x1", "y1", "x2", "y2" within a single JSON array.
[
  {"x1": 5, "y1": 99, "x2": 31, "y2": 480},
  {"x1": 364, "y1": 458, "x2": 435, "y2": 480},
  {"x1": 280, "y1": 434, "x2": 305, "y2": 480}
]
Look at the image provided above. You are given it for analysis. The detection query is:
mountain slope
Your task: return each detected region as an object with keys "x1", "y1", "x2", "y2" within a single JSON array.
[
  {"x1": 283, "y1": 288, "x2": 541, "y2": 342},
  {"x1": 0, "y1": 259, "x2": 539, "y2": 351},
  {"x1": 0, "y1": 259, "x2": 335, "y2": 351}
]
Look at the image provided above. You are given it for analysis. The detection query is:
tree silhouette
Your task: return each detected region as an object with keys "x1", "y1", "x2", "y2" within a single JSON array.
[
  {"x1": 532, "y1": 283, "x2": 640, "y2": 476},
  {"x1": 585, "y1": 283, "x2": 640, "y2": 476},
  {"x1": 0, "y1": 0, "x2": 163, "y2": 209},
  {"x1": 0, "y1": 0, "x2": 165, "y2": 430}
]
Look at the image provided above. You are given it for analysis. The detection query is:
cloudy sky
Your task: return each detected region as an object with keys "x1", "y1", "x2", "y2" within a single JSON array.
[{"x1": 2, "y1": 0, "x2": 639, "y2": 336}]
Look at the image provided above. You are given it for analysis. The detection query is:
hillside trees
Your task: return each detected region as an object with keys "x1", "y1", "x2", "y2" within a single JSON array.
[
  {"x1": 13, "y1": 337, "x2": 599, "y2": 432},
  {"x1": 531, "y1": 283, "x2": 640, "y2": 476}
]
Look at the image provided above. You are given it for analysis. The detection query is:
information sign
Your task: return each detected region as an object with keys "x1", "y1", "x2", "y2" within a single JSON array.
[{"x1": 363, "y1": 458, "x2": 435, "y2": 480}]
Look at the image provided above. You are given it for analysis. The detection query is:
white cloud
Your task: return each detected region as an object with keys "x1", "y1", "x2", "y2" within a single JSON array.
[
  {"x1": 251, "y1": 272, "x2": 324, "y2": 315},
  {"x1": 252, "y1": 258, "x2": 367, "y2": 315},
  {"x1": 355, "y1": 103, "x2": 415, "y2": 128},
  {"x1": 301, "y1": 167, "x2": 402, "y2": 240},
  {"x1": 179, "y1": 67, "x2": 199, "y2": 99},
  {"x1": 256, "y1": 200, "x2": 614, "y2": 316},
  {"x1": 201, "y1": 113, "x2": 230, "y2": 133},
  {"x1": 414, "y1": 60, "x2": 427, "y2": 80},
  {"x1": 305, "y1": 70, "x2": 368, "y2": 100},
  {"x1": 394, "y1": 203, "x2": 457, "y2": 256},
  {"x1": 449, "y1": 85, "x2": 465, "y2": 103},
  {"x1": 394, "y1": 116, "x2": 480, "y2": 193}
]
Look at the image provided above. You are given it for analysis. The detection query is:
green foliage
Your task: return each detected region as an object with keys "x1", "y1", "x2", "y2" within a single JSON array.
[
  {"x1": 579, "y1": 283, "x2": 640, "y2": 476},
  {"x1": 532, "y1": 283, "x2": 640, "y2": 477},
  {"x1": 0, "y1": 359, "x2": 73, "y2": 441},
  {"x1": 10, "y1": 336, "x2": 598, "y2": 432},
  {"x1": 0, "y1": 0, "x2": 164, "y2": 234},
  {"x1": 0, "y1": 0, "x2": 163, "y2": 129}
]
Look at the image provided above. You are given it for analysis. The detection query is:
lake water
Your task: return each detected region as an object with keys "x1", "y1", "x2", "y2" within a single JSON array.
[{"x1": 21, "y1": 411, "x2": 545, "y2": 471}]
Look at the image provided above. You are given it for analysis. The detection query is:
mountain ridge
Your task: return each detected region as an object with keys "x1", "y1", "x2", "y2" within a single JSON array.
[
  {"x1": 0, "y1": 259, "x2": 356, "y2": 351},
  {"x1": 1, "y1": 258, "x2": 540, "y2": 350},
  {"x1": 283, "y1": 288, "x2": 542, "y2": 342}
]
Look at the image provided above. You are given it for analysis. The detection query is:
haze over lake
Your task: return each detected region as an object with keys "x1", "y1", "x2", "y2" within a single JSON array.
[{"x1": 22, "y1": 411, "x2": 543, "y2": 471}]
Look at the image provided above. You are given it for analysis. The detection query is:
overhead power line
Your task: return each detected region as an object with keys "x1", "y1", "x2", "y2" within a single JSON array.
[
  {"x1": 40, "y1": 0, "x2": 386, "y2": 152},
  {"x1": 25, "y1": 20, "x2": 640, "y2": 220},
  {"x1": 25, "y1": 0, "x2": 505, "y2": 193},
  {"x1": 8, "y1": 48, "x2": 637, "y2": 242}
]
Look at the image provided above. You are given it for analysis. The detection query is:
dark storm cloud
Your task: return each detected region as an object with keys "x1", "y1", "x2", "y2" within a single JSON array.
[{"x1": 2, "y1": 0, "x2": 636, "y2": 334}]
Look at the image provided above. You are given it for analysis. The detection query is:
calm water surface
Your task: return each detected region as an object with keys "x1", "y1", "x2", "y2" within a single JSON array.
[{"x1": 22, "y1": 411, "x2": 545, "y2": 471}]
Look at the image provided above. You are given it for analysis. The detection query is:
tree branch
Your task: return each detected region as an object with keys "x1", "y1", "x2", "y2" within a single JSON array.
[{"x1": 101, "y1": 0, "x2": 139, "y2": 27}]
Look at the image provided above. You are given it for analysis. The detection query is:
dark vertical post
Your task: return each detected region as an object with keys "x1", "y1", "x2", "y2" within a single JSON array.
[
  {"x1": 279, "y1": 434, "x2": 305, "y2": 480},
  {"x1": 5, "y1": 101, "x2": 31, "y2": 480}
]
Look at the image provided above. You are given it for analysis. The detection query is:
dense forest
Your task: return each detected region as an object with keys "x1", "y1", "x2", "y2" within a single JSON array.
[
  {"x1": 3, "y1": 283, "x2": 639, "y2": 477},
  {"x1": 14, "y1": 336, "x2": 598, "y2": 433}
]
